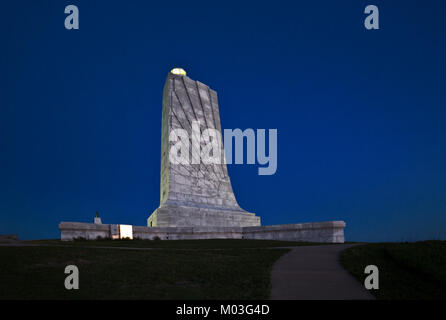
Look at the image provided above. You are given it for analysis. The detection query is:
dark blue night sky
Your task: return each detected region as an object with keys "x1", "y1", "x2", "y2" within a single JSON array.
[{"x1": 1, "y1": 1, "x2": 445, "y2": 241}]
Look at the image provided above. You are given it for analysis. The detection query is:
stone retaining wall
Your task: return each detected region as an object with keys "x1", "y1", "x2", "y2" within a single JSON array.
[{"x1": 59, "y1": 221, "x2": 346, "y2": 243}]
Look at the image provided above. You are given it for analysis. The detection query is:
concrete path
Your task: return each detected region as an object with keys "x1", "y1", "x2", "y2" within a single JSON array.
[{"x1": 271, "y1": 244, "x2": 375, "y2": 300}]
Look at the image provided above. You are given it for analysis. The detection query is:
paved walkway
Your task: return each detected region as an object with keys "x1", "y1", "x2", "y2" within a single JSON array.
[
  {"x1": 271, "y1": 244, "x2": 375, "y2": 300},
  {"x1": 2, "y1": 241, "x2": 374, "y2": 299}
]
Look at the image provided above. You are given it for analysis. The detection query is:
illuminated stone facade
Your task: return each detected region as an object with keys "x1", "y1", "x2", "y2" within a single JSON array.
[
  {"x1": 147, "y1": 71, "x2": 260, "y2": 227},
  {"x1": 59, "y1": 221, "x2": 346, "y2": 242},
  {"x1": 58, "y1": 69, "x2": 346, "y2": 243}
]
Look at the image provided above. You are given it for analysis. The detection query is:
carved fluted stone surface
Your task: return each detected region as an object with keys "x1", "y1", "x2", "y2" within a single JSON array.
[{"x1": 148, "y1": 71, "x2": 260, "y2": 227}]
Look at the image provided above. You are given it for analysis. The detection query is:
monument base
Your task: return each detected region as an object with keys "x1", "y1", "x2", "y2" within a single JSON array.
[
  {"x1": 59, "y1": 221, "x2": 346, "y2": 243},
  {"x1": 148, "y1": 204, "x2": 261, "y2": 228}
]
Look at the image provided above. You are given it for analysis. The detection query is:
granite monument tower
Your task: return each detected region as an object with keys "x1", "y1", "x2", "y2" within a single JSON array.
[{"x1": 147, "y1": 69, "x2": 260, "y2": 227}]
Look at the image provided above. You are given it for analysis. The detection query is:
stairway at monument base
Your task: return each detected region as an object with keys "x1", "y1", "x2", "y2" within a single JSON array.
[
  {"x1": 148, "y1": 204, "x2": 261, "y2": 228},
  {"x1": 59, "y1": 221, "x2": 346, "y2": 243}
]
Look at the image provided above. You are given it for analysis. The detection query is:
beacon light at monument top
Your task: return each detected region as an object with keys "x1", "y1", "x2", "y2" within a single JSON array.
[{"x1": 59, "y1": 69, "x2": 346, "y2": 242}]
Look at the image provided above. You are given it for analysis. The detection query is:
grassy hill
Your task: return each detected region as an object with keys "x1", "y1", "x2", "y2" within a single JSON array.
[
  {"x1": 0, "y1": 239, "x2": 301, "y2": 299},
  {"x1": 340, "y1": 241, "x2": 446, "y2": 300}
]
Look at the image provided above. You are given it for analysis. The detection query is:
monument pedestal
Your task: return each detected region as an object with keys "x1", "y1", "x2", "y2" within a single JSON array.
[
  {"x1": 148, "y1": 204, "x2": 260, "y2": 228},
  {"x1": 59, "y1": 221, "x2": 346, "y2": 242}
]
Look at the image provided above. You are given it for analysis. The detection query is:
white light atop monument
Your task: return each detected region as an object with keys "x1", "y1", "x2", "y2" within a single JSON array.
[
  {"x1": 119, "y1": 224, "x2": 133, "y2": 239},
  {"x1": 171, "y1": 68, "x2": 186, "y2": 76}
]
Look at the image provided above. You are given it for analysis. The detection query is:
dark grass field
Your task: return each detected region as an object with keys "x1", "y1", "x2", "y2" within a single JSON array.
[
  {"x1": 340, "y1": 241, "x2": 446, "y2": 300},
  {"x1": 25, "y1": 238, "x2": 327, "y2": 249},
  {"x1": 0, "y1": 240, "x2": 292, "y2": 299}
]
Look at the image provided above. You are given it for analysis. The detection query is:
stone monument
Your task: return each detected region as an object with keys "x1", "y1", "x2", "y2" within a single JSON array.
[
  {"x1": 59, "y1": 68, "x2": 346, "y2": 243},
  {"x1": 147, "y1": 68, "x2": 260, "y2": 228}
]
